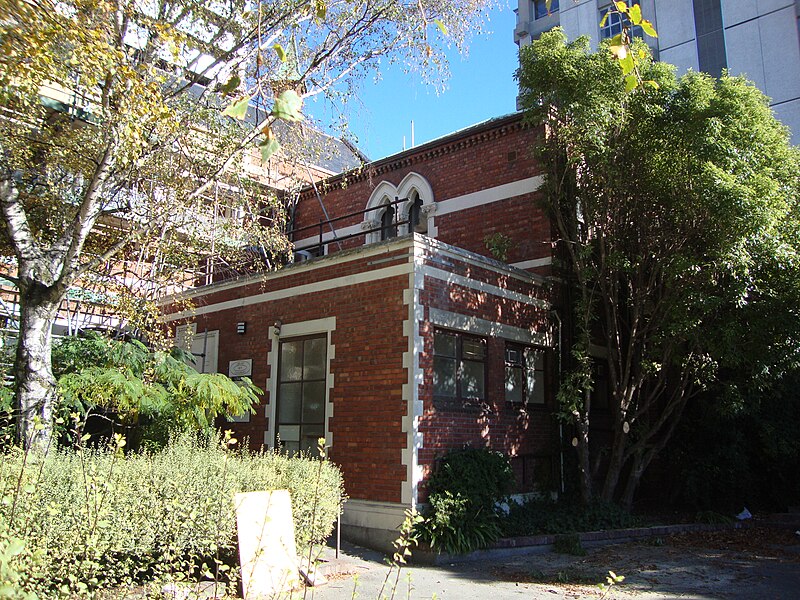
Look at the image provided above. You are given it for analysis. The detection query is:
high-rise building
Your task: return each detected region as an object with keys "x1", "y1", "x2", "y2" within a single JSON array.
[{"x1": 514, "y1": 0, "x2": 800, "y2": 143}]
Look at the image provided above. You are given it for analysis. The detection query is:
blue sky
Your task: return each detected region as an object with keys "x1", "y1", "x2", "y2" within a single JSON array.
[{"x1": 317, "y1": 4, "x2": 521, "y2": 162}]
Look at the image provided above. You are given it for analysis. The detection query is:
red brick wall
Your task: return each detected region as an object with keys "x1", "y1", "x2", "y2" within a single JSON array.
[
  {"x1": 163, "y1": 113, "x2": 561, "y2": 506},
  {"x1": 416, "y1": 248, "x2": 556, "y2": 497},
  {"x1": 174, "y1": 249, "x2": 412, "y2": 504},
  {"x1": 290, "y1": 115, "x2": 550, "y2": 272}
]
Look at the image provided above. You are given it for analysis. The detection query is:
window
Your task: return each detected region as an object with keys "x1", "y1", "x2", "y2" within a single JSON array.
[
  {"x1": 275, "y1": 335, "x2": 327, "y2": 456},
  {"x1": 380, "y1": 203, "x2": 397, "y2": 240},
  {"x1": 693, "y1": 0, "x2": 727, "y2": 77},
  {"x1": 505, "y1": 344, "x2": 546, "y2": 405},
  {"x1": 600, "y1": 1, "x2": 643, "y2": 41},
  {"x1": 433, "y1": 330, "x2": 487, "y2": 401},
  {"x1": 534, "y1": 0, "x2": 559, "y2": 20},
  {"x1": 407, "y1": 190, "x2": 426, "y2": 234}
]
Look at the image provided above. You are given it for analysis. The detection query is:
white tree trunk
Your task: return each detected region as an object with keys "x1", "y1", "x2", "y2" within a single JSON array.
[{"x1": 14, "y1": 284, "x2": 60, "y2": 453}]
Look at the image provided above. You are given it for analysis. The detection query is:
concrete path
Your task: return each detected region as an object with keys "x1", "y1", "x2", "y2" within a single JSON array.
[{"x1": 299, "y1": 528, "x2": 800, "y2": 600}]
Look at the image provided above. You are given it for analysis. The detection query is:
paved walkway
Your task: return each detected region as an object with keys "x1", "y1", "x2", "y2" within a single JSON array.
[{"x1": 300, "y1": 528, "x2": 800, "y2": 600}]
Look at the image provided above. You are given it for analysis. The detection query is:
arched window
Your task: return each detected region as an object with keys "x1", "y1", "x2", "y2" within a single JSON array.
[
  {"x1": 380, "y1": 203, "x2": 397, "y2": 240},
  {"x1": 407, "y1": 191, "x2": 425, "y2": 234},
  {"x1": 363, "y1": 173, "x2": 436, "y2": 244}
]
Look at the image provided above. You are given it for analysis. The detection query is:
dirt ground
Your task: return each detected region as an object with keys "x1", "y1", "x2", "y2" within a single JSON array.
[
  {"x1": 311, "y1": 526, "x2": 800, "y2": 600},
  {"x1": 488, "y1": 526, "x2": 800, "y2": 598}
]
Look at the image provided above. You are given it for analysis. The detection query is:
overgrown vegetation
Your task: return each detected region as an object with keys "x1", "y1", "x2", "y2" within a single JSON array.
[
  {"x1": 51, "y1": 332, "x2": 259, "y2": 449},
  {"x1": 520, "y1": 29, "x2": 800, "y2": 506},
  {"x1": 416, "y1": 447, "x2": 514, "y2": 554},
  {"x1": 0, "y1": 431, "x2": 344, "y2": 597},
  {"x1": 667, "y1": 370, "x2": 800, "y2": 513},
  {"x1": 501, "y1": 498, "x2": 641, "y2": 538}
]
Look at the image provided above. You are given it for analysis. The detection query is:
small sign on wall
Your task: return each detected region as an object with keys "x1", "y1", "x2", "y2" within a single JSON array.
[
  {"x1": 228, "y1": 359, "x2": 254, "y2": 423},
  {"x1": 229, "y1": 359, "x2": 253, "y2": 379}
]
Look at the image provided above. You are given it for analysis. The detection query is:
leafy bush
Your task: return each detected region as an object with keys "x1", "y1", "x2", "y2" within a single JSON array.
[
  {"x1": 52, "y1": 332, "x2": 260, "y2": 448},
  {"x1": 667, "y1": 372, "x2": 800, "y2": 512},
  {"x1": 417, "y1": 447, "x2": 514, "y2": 554},
  {"x1": 501, "y1": 498, "x2": 641, "y2": 537},
  {"x1": 0, "y1": 432, "x2": 344, "y2": 597}
]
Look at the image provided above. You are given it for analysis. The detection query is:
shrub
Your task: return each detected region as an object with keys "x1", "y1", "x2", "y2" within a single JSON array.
[
  {"x1": 501, "y1": 497, "x2": 641, "y2": 537},
  {"x1": 553, "y1": 533, "x2": 586, "y2": 556},
  {"x1": 52, "y1": 332, "x2": 260, "y2": 448},
  {"x1": 417, "y1": 447, "x2": 514, "y2": 554},
  {"x1": 0, "y1": 432, "x2": 344, "y2": 596}
]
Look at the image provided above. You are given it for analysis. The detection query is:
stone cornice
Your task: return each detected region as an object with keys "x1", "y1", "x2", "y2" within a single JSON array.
[{"x1": 299, "y1": 113, "x2": 532, "y2": 200}]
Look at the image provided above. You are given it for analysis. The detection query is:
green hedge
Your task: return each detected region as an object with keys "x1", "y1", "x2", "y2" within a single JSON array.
[
  {"x1": 0, "y1": 433, "x2": 344, "y2": 597},
  {"x1": 416, "y1": 447, "x2": 515, "y2": 554},
  {"x1": 501, "y1": 498, "x2": 641, "y2": 537}
]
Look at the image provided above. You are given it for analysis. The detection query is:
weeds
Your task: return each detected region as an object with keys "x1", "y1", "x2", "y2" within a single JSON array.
[
  {"x1": 597, "y1": 570, "x2": 625, "y2": 598},
  {"x1": 0, "y1": 429, "x2": 344, "y2": 597},
  {"x1": 377, "y1": 509, "x2": 422, "y2": 600}
]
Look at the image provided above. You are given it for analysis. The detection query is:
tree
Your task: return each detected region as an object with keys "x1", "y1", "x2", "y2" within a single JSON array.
[
  {"x1": 52, "y1": 331, "x2": 260, "y2": 448},
  {"x1": 0, "y1": 0, "x2": 494, "y2": 451},
  {"x1": 518, "y1": 30, "x2": 800, "y2": 506}
]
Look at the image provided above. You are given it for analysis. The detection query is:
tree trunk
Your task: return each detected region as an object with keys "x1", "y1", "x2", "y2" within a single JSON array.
[
  {"x1": 14, "y1": 282, "x2": 61, "y2": 453},
  {"x1": 576, "y1": 389, "x2": 593, "y2": 504},
  {"x1": 600, "y1": 426, "x2": 628, "y2": 502},
  {"x1": 620, "y1": 452, "x2": 646, "y2": 510}
]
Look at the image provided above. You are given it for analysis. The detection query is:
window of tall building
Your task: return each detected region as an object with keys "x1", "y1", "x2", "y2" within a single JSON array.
[
  {"x1": 534, "y1": 0, "x2": 559, "y2": 20},
  {"x1": 693, "y1": 0, "x2": 727, "y2": 77},
  {"x1": 600, "y1": 1, "x2": 643, "y2": 41}
]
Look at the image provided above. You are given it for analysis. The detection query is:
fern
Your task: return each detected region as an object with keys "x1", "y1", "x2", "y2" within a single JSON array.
[{"x1": 53, "y1": 333, "x2": 261, "y2": 444}]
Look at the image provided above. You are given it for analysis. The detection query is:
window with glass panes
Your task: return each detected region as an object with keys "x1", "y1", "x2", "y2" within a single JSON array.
[
  {"x1": 534, "y1": 0, "x2": 559, "y2": 20},
  {"x1": 380, "y1": 204, "x2": 397, "y2": 240},
  {"x1": 433, "y1": 330, "x2": 487, "y2": 401},
  {"x1": 275, "y1": 335, "x2": 327, "y2": 456},
  {"x1": 600, "y1": 1, "x2": 643, "y2": 41},
  {"x1": 504, "y1": 344, "x2": 545, "y2": 405}
]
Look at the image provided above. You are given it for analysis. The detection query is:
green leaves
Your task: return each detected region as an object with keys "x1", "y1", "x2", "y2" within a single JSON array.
[
  {"x1": 432, "y1": 18, "x2": 448, "y2": 37},
  {"x1": 222, "y1": 95, "x2": 252, "y2": 120},
  {"x1": 627, "y1": 3, "x2": 642, "y2": 24},
  {"x1": 271, "y1": 89, "x2": 304, "y2": 121},
  {"x1": 217, "y1": 74, "x2": 241, "y2": 95},
  {"x1": 619, "y1": 51, "x2": 635, "y2": 76},
  {"x1": 601, "y1": 2, "x2": 659, "y2": 92},
  {"x1": 254, "y1": 90, "x2": 305, "y2": 161},
  {"x1": 273, "y1": 43, "x2": 286, "y2": 62},
  {"x1": 640, "y1": 19, "x2": 657, "y2": 37},
  {"x1": 314, "y1": 0, "x2": 327, "y2": 21},
  {"x1": 520, "y1": 27, "x2": 800, "y2": 505},
  {"x1": 258, "y1": 129, "x2": 280, "y2": 163}
]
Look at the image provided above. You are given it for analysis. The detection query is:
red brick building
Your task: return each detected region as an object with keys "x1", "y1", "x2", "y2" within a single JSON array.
[{"x1": 162, "y1": 113, "x2": 560, "y2": 548}]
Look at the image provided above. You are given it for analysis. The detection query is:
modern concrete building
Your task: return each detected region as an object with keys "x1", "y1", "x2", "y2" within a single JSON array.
[{"x1": 514, "y1": 0, "x2": 800, "y2": 143}]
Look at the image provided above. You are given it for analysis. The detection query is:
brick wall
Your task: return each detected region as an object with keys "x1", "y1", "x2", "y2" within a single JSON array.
[
  {"x1": 416, "y1": 245, "x2": 556, "y2": 498},
  {"x1": 290, "y1": 114, "x2": 551, "y2": 273},
  {"x1": 161, "y1": 113, "x2": 561, "y2": 509},
  {"x1": 170, "y1": 246, "x2": 412, "y2": 504}
]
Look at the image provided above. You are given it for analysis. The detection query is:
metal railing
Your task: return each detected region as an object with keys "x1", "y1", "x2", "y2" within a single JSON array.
[{"x1": 288, "y1": 196, "x2": 412, "y2": 258}]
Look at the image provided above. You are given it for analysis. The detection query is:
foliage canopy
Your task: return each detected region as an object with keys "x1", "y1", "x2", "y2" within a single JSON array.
[
  {"x1": 0, "y1": 0, "x2": 494, "y2": 449},
  {"x1": 518, "y1": 29, "x2": 800, "y2": 505},
  {"x1": 52, "y1": 332, "x2": 260, "y2": 447}
]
